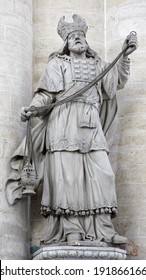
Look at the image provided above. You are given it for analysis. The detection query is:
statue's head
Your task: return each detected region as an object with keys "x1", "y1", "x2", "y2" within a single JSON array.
[
  {"x1": 57, "y1": 14, "x2": 88, "y2": 42},
  {"x1": 49, "y1": 15, "x2": 100, "y2": 60},
  {"x1": 57, "y1": 14, "x2": 88, "y2": 54}
]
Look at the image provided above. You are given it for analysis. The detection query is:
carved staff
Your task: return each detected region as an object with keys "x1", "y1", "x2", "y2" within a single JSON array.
[{"x1": 28, "y1": 31, "x2": 137, "y2": 117}]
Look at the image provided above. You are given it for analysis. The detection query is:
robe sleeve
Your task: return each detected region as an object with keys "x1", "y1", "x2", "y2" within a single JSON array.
[
  {"x1": 117, "y1": 57, "x2": 130, "y2": 89},
  {"x1": 101, "y1": 56, "x2": 130, "y2": 100},
  {"x1": 99, "y1": 57, "x2": 130, "y2": 149},
  {"x1": 31, "y1": 56, "x2": 64, "y2": 107}
]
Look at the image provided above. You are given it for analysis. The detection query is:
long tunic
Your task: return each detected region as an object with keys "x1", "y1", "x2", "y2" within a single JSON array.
[
  {"x1": 29, "y1": 54, "x2": 130, "y2": 218},
  {"x1": 5, "y1": 53, "x2": 130, "y2": 244}
]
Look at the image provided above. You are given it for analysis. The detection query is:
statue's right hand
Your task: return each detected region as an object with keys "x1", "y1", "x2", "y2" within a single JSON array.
[
  {"x1": 21, "y1": 107, "x2": 33, "y2": 122},
  {"x1": 21, "y1": 106, "x2": 39, "y2": 121}
]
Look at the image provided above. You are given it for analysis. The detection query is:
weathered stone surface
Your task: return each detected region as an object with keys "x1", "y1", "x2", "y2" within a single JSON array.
[
  {"x1": 106, "y1": 0, "x2": 146, "y2": 261},
  {"x1": 116, "y1": 164, "x2": 146, "y2": 184},
  {"x1": 118, "y1": 5, "x2": 146, "y2": 21},
  {"x1": 0, "y1": 0, "x2": 15, "y2": 13},
  {"x1": 15, "y1": 0, "x2": 32, "y2": 22},
  {"x1": 33, "y1": 0, "x2": 105, "y2": 93},
  {"x1": 126, "y1": 237, "x2": 146, "y2": 260},
  {"x1": 0, "y1": 0, "x2": 33, "y2": 260},
  {"x1": 106, "y1": 0, "x2": 146, "y2": 9},
  {"x1": 0, "y1": 12, "x2": 32, "y2": 34},
  {"x1": 6, "y1": 26, "x2": 32, "y2": 50},
  {"x1": 111, "y1": 149, "x2": 146, "y2": 165},
  {"x1": 34, "y1": 0, "x2": 103, "y2": 11},
  {"x1": 0, "y1": 200, "x2": 30, "y2": 259},
  {"x1": 33, "y1": 246, "x2": 127, "y2": 260},
  {"x1": 1, "y1": 0, "x2": 145, "y2": 260},
  {"x1": 116, "y1": 116, "x2": 146, "y2": 133},
  {"x1": 0, "y1": 24, "x2": 5, "y2": 41}
]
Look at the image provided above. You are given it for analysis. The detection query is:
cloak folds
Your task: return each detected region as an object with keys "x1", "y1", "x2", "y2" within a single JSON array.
[
  {"x1": 6, "y1": 53, "x2": 130, "y2": 216},
  {"x1": 5, "y1": 90, "x2": 118, "y2": 207}
]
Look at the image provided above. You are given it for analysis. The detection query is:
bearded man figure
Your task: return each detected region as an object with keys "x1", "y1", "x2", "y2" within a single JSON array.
[{"x1": 6, "y1": 15, "x2": 138, "y2": 246}]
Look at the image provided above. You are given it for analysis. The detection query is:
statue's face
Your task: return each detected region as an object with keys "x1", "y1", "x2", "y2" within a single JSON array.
[{"x1": 67, "y1": 31, "x2": 88, "y2": 54}]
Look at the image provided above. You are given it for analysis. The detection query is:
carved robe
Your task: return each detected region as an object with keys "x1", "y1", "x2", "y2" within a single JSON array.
[{"x1": 6, "y1": 54, "x2": 130, "y2": 244}]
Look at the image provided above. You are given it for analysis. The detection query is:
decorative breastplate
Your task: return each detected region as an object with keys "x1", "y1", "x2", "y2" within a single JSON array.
[{"x1": 71, "y1": 59, "x2": 97, "y2": 82}]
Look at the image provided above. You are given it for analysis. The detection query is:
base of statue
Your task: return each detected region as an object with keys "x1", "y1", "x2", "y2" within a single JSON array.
[{"x1": 32, "y1": 246, "x2": 127, "y2": 260}]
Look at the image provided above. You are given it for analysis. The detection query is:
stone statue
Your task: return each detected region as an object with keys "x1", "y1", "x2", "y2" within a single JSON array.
[{"x1": 6, "y1": 15, "x2": 138, "y2": 247}]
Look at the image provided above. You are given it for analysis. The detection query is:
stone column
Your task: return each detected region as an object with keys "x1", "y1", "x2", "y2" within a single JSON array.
[
  {"x1": 0, "y1": 0, "x2": 33, "y2": 259},
  {"x1": 106, "y1": 0, "x2": 146, "y2": 259},
  {"x1": 31, "y1": 0, "x2": 105, "y2": 248}
]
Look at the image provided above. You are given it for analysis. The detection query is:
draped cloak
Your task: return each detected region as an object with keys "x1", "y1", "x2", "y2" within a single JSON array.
[{"x1": 5, "y1": 54, "x2": 130, "y2": 244}]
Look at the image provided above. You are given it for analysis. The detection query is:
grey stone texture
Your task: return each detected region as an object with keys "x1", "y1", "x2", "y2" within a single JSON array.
[
  {"x1": 33, "y1": 246, "x2": 127, "y2": 260},
  {"x1": 0, "y1": 0, "x2": 33, "y2": 259},
  {"x1": 0, "y1": 0, "x2": 146, "y2": 259}
]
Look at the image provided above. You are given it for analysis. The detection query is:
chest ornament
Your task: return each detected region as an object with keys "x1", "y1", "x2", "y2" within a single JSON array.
[{"x1": 71, "y1": 59, "x2": 97, "y2": 82}]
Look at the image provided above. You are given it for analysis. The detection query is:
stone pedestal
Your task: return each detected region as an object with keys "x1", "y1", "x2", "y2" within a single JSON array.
[{"x1": 33, "y1": 246, "x2": 127, "y2": 260}]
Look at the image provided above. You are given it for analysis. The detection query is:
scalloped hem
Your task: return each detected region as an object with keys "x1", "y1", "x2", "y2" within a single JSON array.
[{"x1": 40, "y1": 205, "x2": 117, "y2": 219}]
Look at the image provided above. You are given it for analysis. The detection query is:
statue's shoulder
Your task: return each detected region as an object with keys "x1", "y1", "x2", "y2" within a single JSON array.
[{"x1": 49, "y1": 53, "x2": 71, "y2": 63}]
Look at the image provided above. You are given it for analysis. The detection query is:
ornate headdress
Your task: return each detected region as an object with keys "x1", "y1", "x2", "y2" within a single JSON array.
[{"x1": 57, "y1": 14, "x2": 88, "y2": 41}]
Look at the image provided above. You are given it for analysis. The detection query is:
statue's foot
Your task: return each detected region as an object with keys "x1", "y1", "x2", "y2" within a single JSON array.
[
  {"x1": 112, "y1": 234, "x2": 128, "y2": 244},
  {"x1": 67, "y1": 233, "x2": 81, "y2": 246}
]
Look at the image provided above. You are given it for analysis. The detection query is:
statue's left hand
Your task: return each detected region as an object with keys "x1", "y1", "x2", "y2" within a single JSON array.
[{"x1": 122, "y1": 31, "x2": 138, "y2": 57}]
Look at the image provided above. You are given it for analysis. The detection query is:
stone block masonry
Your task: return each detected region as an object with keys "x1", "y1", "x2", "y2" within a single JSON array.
[
  {"x1": 106, "y1": 0, "x2": 146, "y2": 259},
  {"x1": 0, "y1": 0, "x2": 146, "y2": 259},
  {"x1": 0, "y1": 0, "x2": 33, "y2": 259}
]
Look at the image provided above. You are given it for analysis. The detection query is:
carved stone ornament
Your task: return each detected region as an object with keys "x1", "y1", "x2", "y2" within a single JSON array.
[
  {"x1": 57, "y1": 14, "x2": 88, "y2": 41},
  {"x1": 5, "y1": 13, "x2": 137, "y2": 253},
  {"x1": 33, "y1": 246, "x2": 126, "y2": 260}
]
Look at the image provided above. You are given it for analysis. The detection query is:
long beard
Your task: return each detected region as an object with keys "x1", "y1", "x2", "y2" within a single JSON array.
[{"x1": 69, "y1": 44, "x2": 88, "y2": 54}]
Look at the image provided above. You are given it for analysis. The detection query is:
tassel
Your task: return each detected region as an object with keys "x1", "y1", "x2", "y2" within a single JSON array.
[
  {"x1": 104, "y1": 207, "x2": 109, "y2": 213},
  {"x1": 90, "y1": 210, "x2": 94, "y2": 215},
  {"x1": 65, "y1": 209, "x2": 70, "y2": 215},
  {"x1": 74, "y1": 211, "x2": 78, "y2": 216},
  {"x1": 112, "y1": 207, "x2": 117, "y2": 213},
  {"x1": 95, "y1": 209, "x2": 99, "y2": 214},
  {"x1": 100, "y1": 208, "x2": 104, "y2": 214},
  {"x1": 56, "y1": 208, "x2": 62, "y2": 215}
]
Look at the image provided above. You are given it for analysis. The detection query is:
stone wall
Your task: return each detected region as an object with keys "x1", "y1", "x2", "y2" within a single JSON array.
[
  {"x1": 1, "y1": 0, "x2": 146, "y2": 260},
  {"x1": 0, "y1": 0, "x2": 33, "y2": 259},
  {"x1": 106, "y1": 0, "x2": 146, "y2": 259}
]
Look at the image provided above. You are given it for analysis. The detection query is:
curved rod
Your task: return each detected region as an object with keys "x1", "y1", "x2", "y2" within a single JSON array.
[{"x1": 29, "y1": 32, "x2": 137, "y2": 117}]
